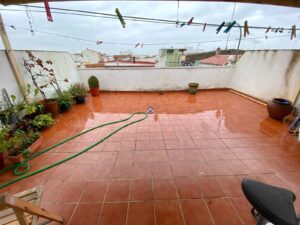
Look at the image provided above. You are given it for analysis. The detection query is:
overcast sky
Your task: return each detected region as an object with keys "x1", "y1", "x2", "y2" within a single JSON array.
[{"x1": 0, "y1": 1, "x2": 299, "y2": 55}]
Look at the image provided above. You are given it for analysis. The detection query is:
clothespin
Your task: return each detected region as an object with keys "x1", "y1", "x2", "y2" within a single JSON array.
[
  {"x1": 187, "y1": 17, "x2": 194, "y2": 25},
  {"x1": 180, "y1": 22, "x2": 185, "y2": 28},
  {"x1": 265, "y1": 26, "x2": 271, "y2": 33},
  {"x1": 223, "y1": 21, "x2": 236, "y2": 33},
  {"x1": 244, "y1": 20, "x2": 250, "y2": 37},
  {"x1": 202, "y1": 23, "x2": 207, "y2": 32},
  {"x1": 291, "y1": 25, "x2": 296, "y2": 40},
  {"x1": 141, "y1": 43, "x2": 144, "y2": 48},
  {"x1": 265, "y1": 35, "x2": 268, "y2": 39},
  {"x1": 115, "y1": 8, "x2": 126, "y2": 28},
  {"x1": 176, "y1": 21, "x2": 179, "y2": 28},
  {"x1": 216, "y1": 21, "x2": 225, "y2": 34},
  {"x1": 96, "y1": 41, "x2": 103, "y2": 45},
  {"x1": 10, "y1": 25, "x2": 16, "y2": 30},
  {"x1": 279, "y1": 27, "x2": 284, "y2": 33},
  {"x1": 275, "y1": 27, "x2": 280, "y2": 33},
  {"x1": 135, "y1": 43, "x2": 140, "y2": 48},
  {"x1": 44, "y1": 0, "x2": 53, "y2": 22}
]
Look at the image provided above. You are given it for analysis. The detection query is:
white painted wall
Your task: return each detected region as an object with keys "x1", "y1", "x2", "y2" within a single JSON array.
[
  {"x1": 0, "y1": 51, "x2": 24, "y2": 101},
  {"x1": 1, "y1": 49, "x2": 300, "y2": 113},
  {"x1": 231, "y1": 50, "x2": 300, "y2": 105},
  {"x1": 0, "y1": 50, "x2": 79, "y2": 100},
  {"x1": 77, "y1": 66, "x2": 235, "y2": 91}
]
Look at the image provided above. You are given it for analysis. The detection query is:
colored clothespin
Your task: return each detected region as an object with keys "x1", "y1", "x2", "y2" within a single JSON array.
[
  {"x1": 176, "y1": 21, "x2": 179, "y2": 28},
  {"x1": 203, "y1": 23, "x2": 207, "y2": 32},
  {"x1": 279, "y1": 27, "x2": 284, "y2": 33},
  {"x1": 10, "y1": 25, "x2": 16, "y2": 30},
  {"x1": 223, "y1": 21, "x2": 236, "y2": 33},
  {"x1": 180, "y1": 22, "x2": 185, "y2": 28},
  {"x1": 275, "y1": 27, "x2": 280, "y2": 33},
  {"x1": 187, "y1": 17, "x2": 194, "y2": 25},
  {"x1": 216, "y1": 21, "x2": 225, "y2": 34},
  {"x1": 291, "y1": 25, "x2": 296, "y2": 40},
  {"x1": 265, "y1": 26, "x2": 271, "y2": 33},
  {"x1": 244, "y1": 20, "x2": 250, "y2": 37},
  {"x1": 44, "y1": 0, "x2": 53, "y2": 22},
  {"x1": 141, "y1": 43, "x2": 144, "y2": 48},
  {"x1": 115, "y1": 8, "x2": 126, "y2": 28},
  {"x1": 265, "y1": 35, "x2": 268, "y2": 39},
  {"x1": 135, "y1": 43, "x2": 140, "y2": 48},
  {"x1": 96, "y1": 41, "x2": 103, "y2": 45}
]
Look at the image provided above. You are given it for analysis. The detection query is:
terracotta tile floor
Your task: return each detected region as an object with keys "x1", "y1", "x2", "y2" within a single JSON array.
[{"x1": 1, "y1": 90, "x2": 300, "y2": 225}]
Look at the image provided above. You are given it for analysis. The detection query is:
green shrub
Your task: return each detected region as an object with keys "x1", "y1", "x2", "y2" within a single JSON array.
[
  {"x1": 32, "y1": 113, "x2": 54, "y2": 130},
  {"x1": 8, "y1": 129, "x2": 40, "y2": 156},
  {"x1": 68, "y1": 82, "x2": 88, "y2": 97},
  {"x1": 0, "y1": 127, "x2": 12, "y2": 153},
  {"x1": 88, "y1": 76, "x2": 99, "y2": 88},
  {"x1": 57, "y1": 91, "x2": 73, "y2": 111}
]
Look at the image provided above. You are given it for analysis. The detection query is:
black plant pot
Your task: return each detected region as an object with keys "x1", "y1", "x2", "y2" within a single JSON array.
[
  {"x1": 75, "y1": 96, "x2": 86, "y2": 104},
  {"x1": 59, "y1": 102, "x2": 71, "y2": 112}
]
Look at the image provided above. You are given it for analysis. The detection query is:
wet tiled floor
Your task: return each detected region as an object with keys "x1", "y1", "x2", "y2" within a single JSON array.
[{"x1": 1, "y1": 90, "x2": 300, "y2": 225}]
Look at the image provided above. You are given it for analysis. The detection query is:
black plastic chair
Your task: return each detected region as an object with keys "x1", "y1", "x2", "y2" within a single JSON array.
[{"x1": 241, "y1": 178, "x2": 300, "y2": 225}]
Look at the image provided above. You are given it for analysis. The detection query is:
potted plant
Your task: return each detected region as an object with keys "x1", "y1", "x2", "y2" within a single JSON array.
[
  {"x1": 88, "y1": 76, "x2": 100, "y2": 96},
  {"x1": 0, "y1": 95, "x2": 19, "y2": 126},
  {"x1": 31, "y1": 113, "x2": 54, "y2": 130},
  {"x1": 68, "y1": 82, "x2": 89, "y2": 104},
  {"x1": 188, "y1": 83, "x2": 199, "y2": 94},
  {"x1": 0, "y1": 127, "x2": 11, "y2": 169},
  {"x1": 0, "y1": 106, "x2": 17, "y2": 126},
  {"x1": 23, "y1": 51, "x2": 69, "y2": 116},
  {"x1": 6, "y1": 129, "x2": 42, "y2": 164},
  {"x1": 57, "y1": 91, "x2": 73, "y2": 112}
]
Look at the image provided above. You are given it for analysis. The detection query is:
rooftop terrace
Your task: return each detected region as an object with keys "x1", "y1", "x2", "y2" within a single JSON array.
[{"x1": 1, "y1": 90, "x2": 299, "y2": 225}]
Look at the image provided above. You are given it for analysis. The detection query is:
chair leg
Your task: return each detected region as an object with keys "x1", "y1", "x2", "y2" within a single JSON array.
[{"x1": 256, "y1": 215, "x2": 269, "y2": 225}]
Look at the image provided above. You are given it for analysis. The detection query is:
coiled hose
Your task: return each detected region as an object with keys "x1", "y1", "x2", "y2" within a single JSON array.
[{"x1": 0, "y1": 112, "x2": 148, "y2": 189}]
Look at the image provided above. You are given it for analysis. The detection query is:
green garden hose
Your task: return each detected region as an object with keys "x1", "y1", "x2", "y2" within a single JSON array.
[{"x1": 0, "y1": 112, "x2": 148, "y2": 189}]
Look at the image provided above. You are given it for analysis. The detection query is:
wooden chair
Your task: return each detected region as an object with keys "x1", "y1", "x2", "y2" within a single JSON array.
[{"x1": 0, "y1": 186, "x2": 63, "y2": 225}]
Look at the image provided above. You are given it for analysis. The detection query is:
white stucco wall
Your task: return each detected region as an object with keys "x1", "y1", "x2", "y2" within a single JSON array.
[
  {"x1": 231, "y1": 50, "x2": 300, "y2": 105},
  {"x1": 0, "y1": 51, "x2": 24, "y2": 101},
  {"x1": 1, "y1": 49, "x2": 300, "y2": 112},
  {"x1": 0, "y1": 50, "x2": 79, "y2": 100},
  {"x1": 77, "y1": 66, "x2": 235, "y2": 91}
]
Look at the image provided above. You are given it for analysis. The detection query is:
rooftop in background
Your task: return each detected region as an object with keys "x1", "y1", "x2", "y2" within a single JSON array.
[{"x1": 200, "y1": 54, "x2": 241, "y2": 66}]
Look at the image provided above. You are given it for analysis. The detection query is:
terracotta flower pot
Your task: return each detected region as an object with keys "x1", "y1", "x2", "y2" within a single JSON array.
[
  {"x1": 27, "y1": 136, "x2": 43, "y2": 153},
  {"x1": 7, "y1": 136, "x2": 43, "y2": 164},
  {"x1": 44, "y1": 99, "x2": 59, "y2": 117},
  {"x1": 267, "y1": 98, "x2": 293, "y2": 120},
  {"x1": 90, "y1": 87, "x2": 100, "y2": 96}
]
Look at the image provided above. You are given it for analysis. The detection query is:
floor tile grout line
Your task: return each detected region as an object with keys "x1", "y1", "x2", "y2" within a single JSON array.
[
  {"x1": 152, "y1": 178, "x2": 157, "y2": 225},
  {"x1": 67, "y1": 202, "x2": 80, "y2": 225},
  {"x1": 171, "y1": 170, "x2": 187, "y2": 225},
  {"x1": 202, "y1": 198, "x2": 216, "y2": 225},
  {"x1": 228, "y1": 197, "x2": 246, "y2": 225},
  {"x1": 125, "y1": 177, "x2": 133, "y2": 225},
  {"x1": 96, "y1": 155, "x2": 117, "y2": 225}
]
